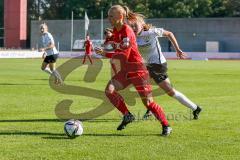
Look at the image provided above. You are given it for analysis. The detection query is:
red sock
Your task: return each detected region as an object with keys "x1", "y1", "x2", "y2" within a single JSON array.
[
  {"x1": 147, "y1": 102, "x2": 169, "y2": 126},
  {"x1": 105, "y1": 91, "x2": 129, "y2": 115}
]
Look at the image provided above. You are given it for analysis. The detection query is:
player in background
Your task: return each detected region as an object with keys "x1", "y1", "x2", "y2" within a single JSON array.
[
  {"x1": 125, "y1": 8, "x2": 202, "y2": 120},
  {"x1": 103, "y1": 28, "x2": 118, "y2": 75},
  {"x1": 82, "y1": 34, "x2": 93, "y2": 64},
  {"x1": 39, "y1": 23, "x2": 63, "y2": 85},
  {"x1": 96, "y1": 5, "x2": 172, "y2": 136}
]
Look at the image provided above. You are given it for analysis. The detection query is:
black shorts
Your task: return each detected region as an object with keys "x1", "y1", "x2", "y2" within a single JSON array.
[
  {"x1": 147, "y1": 63, "x2": 168, "y2": 84},
  {"x1": 44, "y1": 54, "x2": 58, "y2": 63}
]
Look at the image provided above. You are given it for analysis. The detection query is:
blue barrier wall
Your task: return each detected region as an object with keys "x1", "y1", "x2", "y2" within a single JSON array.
[{"x1": 31, "y1": 18, "x2": 240, "y2": 52}]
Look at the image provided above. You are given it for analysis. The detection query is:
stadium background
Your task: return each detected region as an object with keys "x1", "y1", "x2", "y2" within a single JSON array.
[
  {"x1": 1, "y1": 0, "x2": 240, "y2": 55},
  {"x1": 31, "y1": 18, "x2": 240, "y2": 52}
]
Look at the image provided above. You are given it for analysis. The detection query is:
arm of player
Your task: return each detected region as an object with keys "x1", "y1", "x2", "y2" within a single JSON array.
[
  {"x1": 41, "y1": 52, "x2": 46, "y2": 59},
  {"x1": 95, "y1": 40, "x2": 117, "y2": 58},
  {"x1": 46, "y1": 42, "x2": 55, "y2": 50},
  {"x1": 39, "y1": 33, "x2": 56, "y2": 52},
  {"x1": 94, "y1": 47, "x2": 115, "y2": 58},
  {"x1": 163, "y1": 30, "x2": 187, "y2": 59},
  {"x1": 39, "y1": 35, "x2": 55, "y2": 52},
  {"x1": 39, "y1": 42, "x2": 55, "y2": 52}
]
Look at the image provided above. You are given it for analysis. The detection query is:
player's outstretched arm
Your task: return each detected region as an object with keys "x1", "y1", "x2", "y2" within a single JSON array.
[
  {"x1": 163, "y1": 30, "x2": 187, "y2": 59},
  {"x1": 41, "y1": 52, "x2": 46, "y2": 59}
]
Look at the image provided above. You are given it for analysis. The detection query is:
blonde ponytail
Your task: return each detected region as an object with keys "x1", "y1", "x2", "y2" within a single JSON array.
[
  {"x1": 109, "y1": 5, "x2": 152, "y2": 31},
  {"x1": 123, "y1": 6, "x2": 152, "y2": 31}
]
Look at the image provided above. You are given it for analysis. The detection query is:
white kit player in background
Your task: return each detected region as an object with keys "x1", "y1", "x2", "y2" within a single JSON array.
[
  {"x1": 126, "y1": 11, "x2": 202, "y2": 120},
  {"x1": 39, "y1": 23, "x2": 63, "y2": 85}
]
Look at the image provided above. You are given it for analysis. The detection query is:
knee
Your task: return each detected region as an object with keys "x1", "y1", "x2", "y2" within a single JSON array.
[
  {"x1": 167, "y1": 89, "x2": 175, "y2": 97},
  {"x1": 105, "y1": 85, "x2": 115, "y2": 96},
  {"x1": 145, "y1": 100, "x2": 152, "y2": 108},
  {"x1": 143, "y1": 97, "x2": 154, "y2": 107}
]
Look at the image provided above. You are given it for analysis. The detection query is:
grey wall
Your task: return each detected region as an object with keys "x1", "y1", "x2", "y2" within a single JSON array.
[
  {"x1": 31, "y1": 18, "x2": 240, "y2": 52},
  {"x1": 31, "y1": 19, "x2": 111, "y2": 51}
]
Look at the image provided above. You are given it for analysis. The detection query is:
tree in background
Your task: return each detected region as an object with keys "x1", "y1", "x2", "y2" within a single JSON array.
[
  {"x1": 225, "y1": 0, "x2": 240, "y2": 17},
  {"x1": 1, "y1": 0, "x2": 240, "y2": 29},
  {"x1": 26, "y1": 0, "x2": 240, "y2": 20}
]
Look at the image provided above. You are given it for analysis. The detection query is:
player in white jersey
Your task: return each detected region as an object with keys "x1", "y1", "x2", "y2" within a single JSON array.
[
  {"x1": 39, "y1": 23, "x2": 63, "y2": 85},
  {"x1": 126, "y1": 9, "x2": 202, "y2": 120}
]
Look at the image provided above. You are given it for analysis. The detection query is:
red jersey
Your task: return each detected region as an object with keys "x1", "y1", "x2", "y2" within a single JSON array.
[
  {"x1": 84, "y1": 39, "x2": 92, "y2": 54},
  {"x1": 112, "y1": 24, "x2": 143, "y2": 63},
  {"x1": 111, "y1": 24, "x2": 151, "y2": 97}
]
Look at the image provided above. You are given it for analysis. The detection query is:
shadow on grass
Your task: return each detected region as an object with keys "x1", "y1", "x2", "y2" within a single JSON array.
[
  {"x1": 0, "y1": 119, "x2": 63, "y2": 123},
  {"x1": 83, "y1": 133, "x2": 161, "y2": 137},
  {"x1": 30, "y1": 78, "x2": 49, "y2": 81},
  {"x1": 0, "y1": 118, "x2": 121, "y2": 123},
  {"x1": 0, "y1": 83, "x2": 46, "y2": 86},
  {"x1": 42, "y1": 133, "x2": 161, "y2": 140},
  {"x1": 42, "y1": 136, "x2": 70, "y2": 140},
  {"x1": 0, "y1": 131, "x2": 161, "y2": 139},
  {"x1": 0, "y1": 131, "x2": 65, "y2": 136},
  {"x1": 0, "y1": 131, "x2": 71, "y2": 139}
]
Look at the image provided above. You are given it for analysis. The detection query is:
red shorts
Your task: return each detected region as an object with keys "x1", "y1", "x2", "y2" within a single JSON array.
[{"x1": 111, "y1": 70, "x2": 152, "y2": 97}]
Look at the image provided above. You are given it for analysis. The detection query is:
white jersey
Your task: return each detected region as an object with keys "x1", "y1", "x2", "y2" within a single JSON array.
[
  {"x1": 41, "y1": 32, "x2": 58, "y2": 56},
  {"x1": 137, "y1": 28, "x2": 166, "y2": 64}
]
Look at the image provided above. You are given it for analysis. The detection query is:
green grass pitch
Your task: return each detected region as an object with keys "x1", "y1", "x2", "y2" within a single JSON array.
[{"x1": 0, "y1": 58, "x2": 239, "y2": 160}]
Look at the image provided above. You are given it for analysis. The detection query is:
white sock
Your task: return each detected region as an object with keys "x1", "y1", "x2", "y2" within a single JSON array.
[
  {"x1": 172, "y1": 90, "x2": 197, "y2": 110},
  {"x1": 43, "y1": 68, "x2": 52, "y2": 75},
  {"x1": 52, "y1": 70, "x2": 63, "y2": 82}
]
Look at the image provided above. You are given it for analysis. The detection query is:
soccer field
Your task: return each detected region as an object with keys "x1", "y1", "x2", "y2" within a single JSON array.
[{"x1": 0, "y1": 58, "x2": 239, "y2": 160}]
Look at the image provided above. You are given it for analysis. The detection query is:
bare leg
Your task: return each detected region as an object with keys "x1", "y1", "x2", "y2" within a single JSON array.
[
  {"x1": 158, "y1": 78, "x2": 197, "y2": 110},
  {"x1": 49, "y1": 63, "x2": 63, "y2": 85},
  {"x1": 41, "y1": 62, "x2": 52, "y2": 75},
  {"x1": 87, "y1": 55, "x2": 93, "y2": 64},
  {"x1": 82, "y1": 55, "x2": 87, "y2": 64}
]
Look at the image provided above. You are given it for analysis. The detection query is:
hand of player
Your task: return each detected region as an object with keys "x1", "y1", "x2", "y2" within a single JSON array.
[{"x1": 176, "y1": 49, "x2": 187, "y2": 59}]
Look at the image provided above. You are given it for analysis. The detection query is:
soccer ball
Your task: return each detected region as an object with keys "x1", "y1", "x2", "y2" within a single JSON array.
[{"x1": 64, "y1": 119, "x2": 83, "y2": 138}]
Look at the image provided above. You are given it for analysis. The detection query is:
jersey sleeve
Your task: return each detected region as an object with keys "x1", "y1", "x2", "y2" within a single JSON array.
[
  {"x1": 153, "y1": 28, "x2": 164, "y2": 37},
  {"x1": 47, "y1": 33, "x2": 55, "y2": 45}
]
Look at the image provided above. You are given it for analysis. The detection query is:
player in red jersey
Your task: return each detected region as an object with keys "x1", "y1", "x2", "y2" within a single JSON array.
[
  {"x1": 82, "y1": 34, "x2": 93, "y2": 64},
  {"x1": 96, "y1": 5, "x2": 172, "y2": 136}
]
